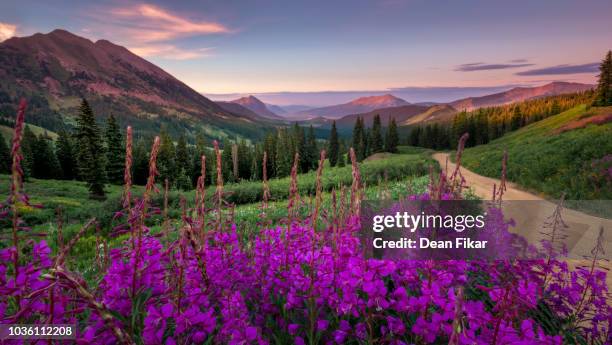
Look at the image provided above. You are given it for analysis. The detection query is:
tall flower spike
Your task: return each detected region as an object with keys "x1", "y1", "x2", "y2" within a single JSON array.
[
  {"x1": 349, "y1": 147, "x2": 362, "y2": 216},
  {"x1": 9, "y1": 99, "x2": 26, "y2": 305},
  {"x1": 213, "y1": 140, "x2": 223, "y2": 227},
  {"x1": 311, "y1": 150, "x2": 326, "y2": 227},
  {"x1": 288, "y1": 152, "x2": 300, "y2": 218}
]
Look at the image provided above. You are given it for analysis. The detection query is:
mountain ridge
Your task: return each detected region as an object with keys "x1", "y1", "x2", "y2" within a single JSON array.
[{"x1": 0, "y1": 29, "x2": 273, "y2": 140}]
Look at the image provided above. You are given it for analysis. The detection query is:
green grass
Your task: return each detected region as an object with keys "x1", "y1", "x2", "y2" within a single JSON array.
[
  {"x1": 461, "y1": 105, "x2": 612, "y2": 199},
  {"x1": 0, "y1": 123, "x2": 58, "y2": 140},
  {"x1": 0, "y1": 152, "x2": 435, "y2": 226}
]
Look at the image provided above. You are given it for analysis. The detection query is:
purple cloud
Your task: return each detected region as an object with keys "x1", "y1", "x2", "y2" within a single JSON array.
[
  {"x1": 455, "y1": 62, "x2": 534, "y2": 72},
  {"x1": 516, "y1": 62, "x2": 599, "y2": 76}
]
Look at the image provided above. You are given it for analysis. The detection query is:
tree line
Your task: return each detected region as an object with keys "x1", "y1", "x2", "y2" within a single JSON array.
[{"x1": 408, "y1": 90, "x2": 595, "y2": 150}]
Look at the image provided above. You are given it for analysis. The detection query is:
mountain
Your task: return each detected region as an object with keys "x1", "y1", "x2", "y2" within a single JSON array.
[
  {"x1": 294, "y1": 94, "x2": 409, "y2": 119},
  {"x1": 450, "y1": 82, "x2": 594, "y2": 111},
  {"x1": 399, "y1": 104, "x2": 457, "y2": 126},
  {"x1": 0, "y1": 29, "x2": 273, "y2": 140},
  {"x1": 336, "y1": 104, "x2": 429, "y2": 128},
  {"x1": 231, "y1": 96, "x2": 283, "y2": 120},
  {"x1": 265, "y1": 103, "x2": 287, "y2": 115}
]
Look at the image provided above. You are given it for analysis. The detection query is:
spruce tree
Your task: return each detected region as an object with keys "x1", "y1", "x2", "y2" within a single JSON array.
[
  {"x1": 275, "y1": 129, "x2": 292, "y2": 177},
  {"x1": 221, "y1": 139, "x2": 234, "y2": 183},
  {"x1": 157, "y1": 127, "x2": 176, "y2": 185},
  {"x1": 55, "y1": 130, "x2": 76, "y2": 180},
  {"x1": 33, "y1": 134, "x2": 62, "y2": 179},
  {"x1": 306, "y1": 125, "x2": 317, "y2": 170},
  {"x1": 352, "y1": 117, "x2": 364, "y2": 160},
  {"x1": 359, "y1": 127, "x2": 369, "y2": 161},
  {"x1": 385, "y1": 118, "x2": 399, "y2": 153},
  {"x1": 594, "y1": 50, "x2": 612, "y2": 106},
  {"x1": 328, "y1": 121, "x2": 339, "y2": 167},
  {"x1": 104, "y1": 115, "x2": 124, "y2": 184},
  {"x1": 21, "y1": 126, "x2": 37, "y2": 178},
  {"x1": 369, "y1": 114, "x2": 383, "y2": 154},
  {"x1": 175, "y1": 135, "x2": 191, "y2": 182},
  {"x1": 74, "y1": 99, "x2": 106, "y2": 199},
  {"x1": 510, "y1": 106, "x2": 522, "y2": 131},
  {"x1": 0, "y1": 132, "x2": 11, "y2": 174},
  {"x1": 132, "y1": 138, "x2": 149, "y2": 186}
]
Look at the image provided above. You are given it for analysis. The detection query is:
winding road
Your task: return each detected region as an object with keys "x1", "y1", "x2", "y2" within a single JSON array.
[{"x1": 432, "y1": 152, "x2": 612, "y2": 288}]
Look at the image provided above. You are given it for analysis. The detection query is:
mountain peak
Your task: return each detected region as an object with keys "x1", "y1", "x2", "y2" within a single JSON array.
[
  {"x1": 231, "y1": 95, "x2": 281, "y2": 120},
  {"x1": 350, "y1": 94, "x2": 408, "y2": 106}
]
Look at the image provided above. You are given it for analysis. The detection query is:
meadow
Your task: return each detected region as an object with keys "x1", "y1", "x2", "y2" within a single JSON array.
[
  {"x1": 1, "y1": 104, "x2": 610, "y2": 345},
  {"x1": 461, "y1": 105, "x2": 612, "y2": 199}
]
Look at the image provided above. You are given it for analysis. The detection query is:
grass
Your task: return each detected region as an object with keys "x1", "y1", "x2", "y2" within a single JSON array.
[
  {"x1": 461, "y1": 105, "x2": 612, "y2": 199},
  {"x1": 0, "y1": 123, "x2": 58, "y2": 140}
]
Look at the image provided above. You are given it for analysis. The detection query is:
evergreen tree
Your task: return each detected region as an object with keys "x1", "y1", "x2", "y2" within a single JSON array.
[
  {"x1": 510, "y1": 106, "x2": 522, "y2": 131},
  {"x1": 55, "y1": 130, "x2": 76, "y2": 180},
  {"x1": 0, "y1": 132, "x2": 11, "y2": 174},
  {"x1": 157, "y1": 127, "x2": 176, "y2": 185},
  {"x1": 594, "y1": 50, "x2": 612, "y2": 106},
  {"x1": 175, "y1": 135, "x2": 191, "y2": 185},
  {"x1": 275, "y1": 129, "x2": 292, "y2": 177},
  {"x1": 352, "y1": 117, "x2": 364, "y2": 160},
  {"x1": 33, "y1": 134, "x2": 62, "y2": 179},
  {"x1": 104, "y1": 115, "x2": 124, "y2": 184},
  {"x1": 369, "y1": 114, "x2": 383, "y2": 154},
  {"x1": 385, "y1": 118, "x2": 399, "y2": 153},
  {"x1": 21, "y1": 126, "x2": 37, "y2": 178},
  {"x1": 263, "y1": 133, "x2": 277, "y2": 178},
  {"x1": 328, "y1": 121, "x2": 339, "y2": 167},
  {"x1": 359, "y1": 127, "x2": 369, "y2": 161},
  {"x1": 74, "y1": 99, "x2": 106, "y2": 199},
  {"x1": 306, "y1": 125, "x2": 317, "y2": 170},
  {"x1": 292, "y1": 123, "x2": 308, "y2": 172},
  {"x1": 132, "y1": 138, "x2": 149, "y2": 186},
  {"x1": 221, "y1": 139, "x2": 235, "y2": 183}
]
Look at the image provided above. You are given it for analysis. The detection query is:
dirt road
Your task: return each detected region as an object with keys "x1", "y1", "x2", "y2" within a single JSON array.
[{"x1": 432, "y1": 152, "x2": 612, "y2": 288}]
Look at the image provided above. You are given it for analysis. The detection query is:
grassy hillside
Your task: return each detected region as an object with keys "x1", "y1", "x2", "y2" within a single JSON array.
[
  {"x1": 0, "y1": 123, "x2": 58, "y2": 140},
  {"x1": 461, "y1": 105, "x2": 612, "y2": 199}
]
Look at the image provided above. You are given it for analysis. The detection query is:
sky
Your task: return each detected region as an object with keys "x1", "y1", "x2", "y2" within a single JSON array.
[{"x1": 0, "y1": 0, "x2": 610, "y2": 106}]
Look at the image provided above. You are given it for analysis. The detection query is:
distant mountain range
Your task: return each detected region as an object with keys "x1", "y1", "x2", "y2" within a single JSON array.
[
  {"x1": 292, "y1": 94, "x2": 409, "y2": 119},
  {"x1": 0, "y1": 29, "x2": 277, "y2": 140},
  {"x1": 296, "y1": 82, "x2": 594, "y2": 130},
  {"x1": 449, "y1": 82, "x2": 594, "y2": 111}
]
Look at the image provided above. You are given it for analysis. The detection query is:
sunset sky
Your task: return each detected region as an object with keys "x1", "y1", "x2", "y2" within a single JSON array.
[{"x1": 1, "y1": 0, "x2": 610, "y2": 105}]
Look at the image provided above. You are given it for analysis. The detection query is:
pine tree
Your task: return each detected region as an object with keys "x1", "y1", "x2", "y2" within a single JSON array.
[
  {"x1": 369, "y1": 114, "x2": 383, "y2": 154},
  {"x1": 306, "y1": 125, "x2": 317, "y2": 170},
  {"x1": 328, "y1": 121, "x2": 339, "y2": 167},
  {"x1": 0, "y1": 132, "x2": 11, "y2": 174},
  {"x1": 132, "y1": 138, "x2": 149, "y2": 186},
  {"x1": 292, "y1": 123, "x2": 308, "y2": 172},
  {"x1": 594, "y1": 50, "x2": 612, "y2": 106},
  {"x1": 359, "y1": 127, "x2": 369, "y2": 161},
  {"x1": 510, "y1": 106, "x2": 522, "y2": 131},
  {"x1": 175, "y1": 135, "x2": 191, "y2": 185},
  {"x1": 221, "y1": 139, "x2": 234, "y2": 183},
  {"x1": 352, "y1": 117, "x2": 364, "y2": 160},
  {"x1": 55, "y1": 130, "x2": 76, "y2": 180},
  {"x1": 157, "y1": 127, "x2": 176, "y2": 185},
  {"x1": 33, "y1": 134, "x2": 62, "y2": 179},
  {"x1": 104, "y1": 115, "x2": 124, "y2": 184},
  {"x1": 275, "y1": 129, "x2": 292, "y2": 177},
  {"x1": 385, "y1": 118, "x2": 399, "y2": 153},
  {"x1": 21, "y1": 126, "x2": 37, "y2": 178},
  {"x1": 74, "y1": 99, "x2": 106, "y2": 199}
]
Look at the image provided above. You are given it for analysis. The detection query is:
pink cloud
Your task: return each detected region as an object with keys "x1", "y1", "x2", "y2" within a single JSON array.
[
  {"x1": 83, "y1": 3, "x2": 229, "y2": 60},
  {"x1": 108, "y1": 3, "x2": 230, "y2": 42},
  {"x1": 0, "y1": 22, "x2": 17, "y2": 42}
]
